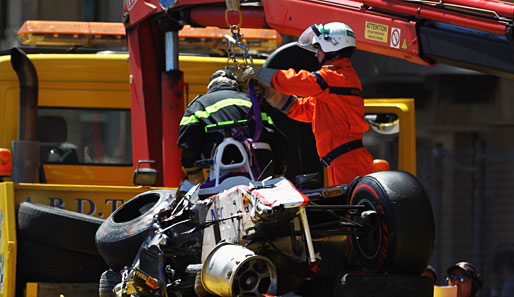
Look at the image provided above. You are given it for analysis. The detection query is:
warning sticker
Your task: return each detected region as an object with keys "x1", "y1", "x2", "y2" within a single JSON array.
[
  {"x1": 365, "y1": 21, "x2": 388, "y2": 43},
  {"x1": 401, "y1": 38, "x2": 408, "y2": 50},
  {"x1": 390, "y1": 27, "x2": 401, "y2": 49},
  {"x1": 127, "y1": 0, "x2": 138, "y2": 11}
]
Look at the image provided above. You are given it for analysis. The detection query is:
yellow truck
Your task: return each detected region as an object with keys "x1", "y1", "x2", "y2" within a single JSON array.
[{"x1": 0, "y1": 21, "x2": 417, "y2": 296}]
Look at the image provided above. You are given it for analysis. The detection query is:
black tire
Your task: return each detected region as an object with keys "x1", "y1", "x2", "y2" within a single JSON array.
[
  {"x1": 17, "y1": 202, "x2": 104, "y2": 255},
  {"x1": 95, "y1": 190, "x2": 176, "y2": 270},
  {"x1": 262, "y1": 42, "x2": 323, "y2": 183},
  {"x1": 264, "y1": 42, "x2": 320, "y2": 71},
  {"x1": 16, "y1": 238, "x2": 108, "y2": 283},
  {"x1": 349, "y1": 171, "x2": 435, "y2": 274},
  {"x1": 99, "y1": 269, "x2": 122, "y2": 297}
]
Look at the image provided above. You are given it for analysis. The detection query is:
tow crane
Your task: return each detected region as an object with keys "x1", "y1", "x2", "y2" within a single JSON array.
[
  {"x1": 0, "y1": 20, "x2": 416, "y2": 296},
  {"x1": 0, "y1": 0, "x2": 513, "y2": 295},
  {"x1": 121, "y1": 0, "x2": 514, "y2": 187}
]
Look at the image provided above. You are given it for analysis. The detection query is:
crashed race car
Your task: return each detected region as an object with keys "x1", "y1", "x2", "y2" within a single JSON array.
[{"x1": 95, "y1": 165, "x2": 435, "y2": 296}]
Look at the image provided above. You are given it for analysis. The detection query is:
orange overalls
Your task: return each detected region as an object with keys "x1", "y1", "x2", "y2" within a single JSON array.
[{"x1": 271, "y1": 58, "x2": 373, "y2": 186}]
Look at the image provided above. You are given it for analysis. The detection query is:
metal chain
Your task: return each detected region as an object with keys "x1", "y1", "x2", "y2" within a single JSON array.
[{"x1": 224, "y1": 25, "x2": 255, "y2": 72}]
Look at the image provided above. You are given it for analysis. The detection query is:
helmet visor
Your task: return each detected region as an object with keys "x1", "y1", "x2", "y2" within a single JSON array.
[{"x1": 297, "y1": 25, "x2": 320, "y2": 53}]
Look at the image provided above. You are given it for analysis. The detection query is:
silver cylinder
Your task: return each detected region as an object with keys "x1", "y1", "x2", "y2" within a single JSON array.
[{"x1": 201, "y1": 243, "x2": 277, "y2": 297}]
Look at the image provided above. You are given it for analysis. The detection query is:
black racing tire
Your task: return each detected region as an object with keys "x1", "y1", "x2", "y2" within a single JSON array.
[
  {"x1": 349, "y1": 171, "x2": 435, "y2": 274},
  {"x1": 17, "y1": 202, "x2": 104, "y2": 255},
  {"x1": 264, "y1": 42, "x2": 320, "y2": 71},
  {"x1": 263, "y1": 42, "x2": 323, "y2": 182},
  {"x1": 16, "y1": 238, "x2": 108, "y2": 283},
  {"x1": 95, "y1": 190, "x2": 176, "y2": 270},
  {"x1": 99, "y1": 269, "x2": 122, "y2": 297}
]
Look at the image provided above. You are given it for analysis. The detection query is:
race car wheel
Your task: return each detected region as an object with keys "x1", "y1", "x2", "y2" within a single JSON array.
[
  {"x1": 17, "y1": 202, "x2": 104, "y2": 255},
  {"x1": 95, "y1": 189, "x2": 176, "y2": 270},
  {"x1": 99, "y1": 269, "x2": 122, "y2": 297},
  {"x1": 349, "y1": 171, "x2": 435, "y2": 274}
]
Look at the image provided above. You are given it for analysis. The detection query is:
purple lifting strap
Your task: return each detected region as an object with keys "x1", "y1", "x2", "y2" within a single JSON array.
[{"x1": 233, "y1": 79, "x2": 264, "y2": 177}]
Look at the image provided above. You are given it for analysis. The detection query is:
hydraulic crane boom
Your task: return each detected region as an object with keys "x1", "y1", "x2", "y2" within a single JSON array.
[{"x1": 122, "y1": 0, "x2": 514, "y2": 187}]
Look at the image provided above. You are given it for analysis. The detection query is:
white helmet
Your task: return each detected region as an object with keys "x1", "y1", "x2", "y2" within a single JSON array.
[{"x1": 297, "y1": 22, "x2": 356, "y2": 53}]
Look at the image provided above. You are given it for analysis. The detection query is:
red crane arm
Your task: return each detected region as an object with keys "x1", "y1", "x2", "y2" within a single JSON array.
[{"x1": 122, "y1": 0, "x2": 514, "y2": 186}]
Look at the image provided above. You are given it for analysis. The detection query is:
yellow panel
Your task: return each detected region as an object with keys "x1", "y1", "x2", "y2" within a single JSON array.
[
  {"x1": 0, "y1": 88, "x2": 19, "y2": 150},
  {"x1": 13, "y1": 183, "x2": 156, "y2": 219},
  {"x1": 25, "y1": 283, "x2": 38, "y2": 297},
  {"x1": 29, "y1": 54, "x2": 130, "y2": 84},
  {"x1": 43, "y1": 164, "x2": 134, "y2": 186},
  {"x1": 434, "y1": 285, "x2": 457, "y2": 297},
  {"x1": 0, "y1": 182, "x2": 17, "y2": 297},
  {"x1": 0, "y1": 56, "x2": 16, "y2": 82},
  {"x1": 38, "y1": 86, "x2": 130, "y2": 109},
  {"x1": 364, "y1": 98, "x2": 417, "y2": 176}
]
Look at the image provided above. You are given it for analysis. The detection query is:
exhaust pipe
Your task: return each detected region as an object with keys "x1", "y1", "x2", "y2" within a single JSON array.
[
  {"x1": 10, "y1": 48, "x2": 40, "y2": 183},
  {"x1": 201, "y1": 243, "x2": 277, "y2": 297}
]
